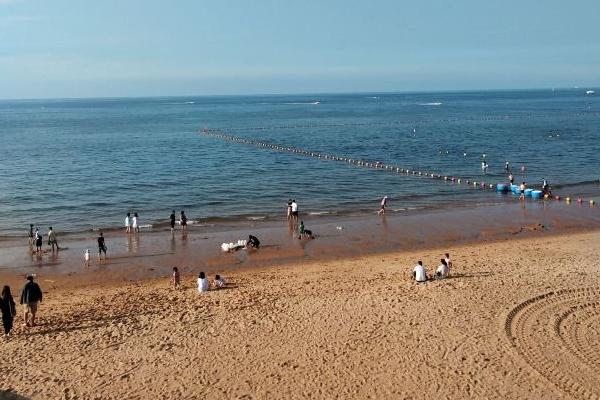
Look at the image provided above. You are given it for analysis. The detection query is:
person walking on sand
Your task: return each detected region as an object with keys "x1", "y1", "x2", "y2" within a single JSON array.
[
  {"x1": 1, "y1": 286, "x2": 16, "y2": 338},
  {"x1": 28, "y1": 224, "x2": 34, "y2": 246},
  {"x1": 180, "y1": 211, "x2": 188, "y2": 232},
  {"x1": 20, "y1": 275, "x2": 42, "y2": 327},
  {"x1": 378, "y1": 196, "x2": 388, "y2": 215},
  {"x1": 519, "y1": 182, "x2": 526, "y2": 200},
  {"x1": 413, "y1": 261, "x2": 427, "y2": 283},
  {"x1": 47, "y1": 226, "x2": 59, "y2": 251},
  {"x1": 98, "y1": 232, "x2": 107, "y2": 260},
  {"x1": 197, "y1": 272, "x2": 209, "y2": 293},
  {"x1": 170, "y1": 210, "x2": 176, "y2": 234},
  {"x1": 172, "y1": 267, "x2": 180, "y2": 289},
  {"x1": 125, "y1": 213, "x2": 132, "y2": 233},
  {"x1": 132, "y1": 213, "x2": 139, "y2": 233},
  {"x1": 34, "y1": 228, "x2": 43, "y2": 253}
]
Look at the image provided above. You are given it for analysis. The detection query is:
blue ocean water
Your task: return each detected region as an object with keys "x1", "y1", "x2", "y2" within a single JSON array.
[{"x1": 0, "y1": 89, "x2": 598, "y2": 236}]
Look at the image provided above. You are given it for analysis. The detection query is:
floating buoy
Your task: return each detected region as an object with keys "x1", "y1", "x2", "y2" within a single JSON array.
[
  {"x1": 496, "y1": 183, "x2": 508, "y2": 192},
  {"x1": 524, "y1": 189, "x2": 533, "y2": 197},
  {"x1": 531, "y1": 190, "x2": 543, "y2": 199},
  {"x1": 566, "y1": 197, "x2": 571, "y2": 203}
]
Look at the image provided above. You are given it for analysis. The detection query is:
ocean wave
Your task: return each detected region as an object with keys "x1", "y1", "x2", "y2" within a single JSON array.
[
  {"x1": 417, "y1": 102, "x2": 442, "y2": 106},
  {"x1": 307, "y1": 211, "x2": 331, "y2": 216},
  {"x1": 247, "y1": 216, "x2": 267, "y2": 221},
  {"x1": 282, "y1": 101, "x2": 320, "y2": 105}
]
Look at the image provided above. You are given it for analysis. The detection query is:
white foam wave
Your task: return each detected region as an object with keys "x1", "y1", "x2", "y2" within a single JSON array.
[
  {"x1": 417, "y1": 102, "x2": 442, "y2": 106},
  {"x1": 308, "y1": 211, "x2": 330, "y2": 215},
  {"x1": 247, "y1": 216, "x2": 267, "y2": 221}
]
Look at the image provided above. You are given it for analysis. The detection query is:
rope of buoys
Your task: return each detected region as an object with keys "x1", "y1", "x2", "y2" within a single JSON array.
[{"x1": 199, "y1": 128, "x2": 598, "y2": 207}]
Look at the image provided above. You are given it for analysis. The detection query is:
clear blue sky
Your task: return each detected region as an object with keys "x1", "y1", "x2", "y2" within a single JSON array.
[{"x1": 1, "y1": 0, "x2": 598, "y2": 99}]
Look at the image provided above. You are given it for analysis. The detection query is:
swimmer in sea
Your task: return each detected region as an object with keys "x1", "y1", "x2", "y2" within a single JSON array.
[{"x1": 170, "y1": 210, "x2": 176, "y2": 234}]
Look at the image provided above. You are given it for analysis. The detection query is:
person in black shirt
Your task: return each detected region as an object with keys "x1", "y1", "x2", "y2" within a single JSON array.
[
  {"x1": 247, "y1": 235, "x2": 260, "y2": 249},
  {"x1": 1, "y1": 285, "x2": 16, "y2": 337},
  {"x1": 170, "y1": 210, "x2": 176, "y2": 234},
  {"x1": 20, "y1": 276, "x2": 42, "y2": 327},
  {"x1": 180, "y1": 211, "x2": 188, "y2": 232},
  {"x1": 98, "y1": 232, "x2": 107, "y2": 259}
]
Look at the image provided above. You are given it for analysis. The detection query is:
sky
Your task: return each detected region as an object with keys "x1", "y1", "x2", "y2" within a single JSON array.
[{"x1": 0, "y1": 0, "x2": 599, "y2": 99}]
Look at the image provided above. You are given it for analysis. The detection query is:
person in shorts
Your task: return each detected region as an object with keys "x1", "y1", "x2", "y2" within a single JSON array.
[
  {"x1": 519, "y1": 182, "x2": 526, "y2": 200},
  {"x1": 378, "y1": 196, "x2": 388, "y2": 215},
  {"x1": 20, "y1": 275, "x2": 42, "y2": 327},
  {"x1": 180, "y1": 211, "x2": 188, "y2": 232},
  {"x1": 47, "y1": 226, "x2": 59, "y2": 251},
  {"x1": 291, "y1": 200, "x2": 298, "y2": 220},
  {"x1": 34, "y1": 228, "x2": 43, "y2": 253}
]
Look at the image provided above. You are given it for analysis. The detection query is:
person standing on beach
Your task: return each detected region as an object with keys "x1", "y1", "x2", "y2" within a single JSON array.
[
  {"x1": 97, "y1": 232, "x2": 107, "y2": 259},
  {"x1": 170, "y1": 210, "x2": 176, "y2": 234},
  {"x1": 34, "y1": 228, "x2": 43, "y2": 253},
  {"x1": 1, "y1": 286, "x2": 16, "y2": 338},
  {"x1": 125, "y1": 213, "x2": 132, "y2": 233},
  {"x1": 133, "y1": 213, "x2": 139, "y2": 233},
  {"x1": 180, "y1": 211, "x2": 188, "y2": 232},
  {"x1": 28, "y1": 224, "x2": 34, "y2": 246},
  {"x1": 509, "y1": 173, "x2": 514, "y2": 185},
  {"x1": 519, "y1": 182, "x2": 526, "y2": 200},
  {"x1": 378, "y1": 196, "x2": 388, "y2": 215},
  {"x1": 505, "y1": 161, "x2": 510, "y2": 172},
  {"x1": 20, "y1": 275, "x2": 42, "y2": 327},
  {"x1": 291, "y1": 200, "x2": 298, "y2": 222},
  {"x1": 287, "y1": 199, "x2": 292, "y2": 220},
  {"x1": 47, "y1": 226, "x2": 59, "y2": 251},
  {"x1": 172, "y1": 267, "x2": 180, "y2": 289}
]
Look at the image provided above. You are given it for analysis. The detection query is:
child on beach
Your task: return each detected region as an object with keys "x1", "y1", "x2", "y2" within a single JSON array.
[
  {"x1": 172, "y1": 267, "x2": 180, "y2": 289},
  {"x1": 444, "y1": 253, "x2": 452, "y2": 274},
  {"x1": 84, "y1": 249, "x2": 90, "y2": 267},
  {"x1": 413, "y1": 261, "x2": 427, "y2": 283},
  {"x1": 34, "y1": 228, "x2": 42, "y2": 253},
  {"x1": 214, "y1": 274, "x2": 226, "y2": 289},
  {"x1": 28, "y1": 224, "x2": 34, "y2": 246},
  {"x1": 133, "y1": 213, "x2": 139, "y2": 233},
  {"x1": 125, "y1": 213, "x2": 131, "y2": 233},
  {"x1": 519, "y1": 182, "x2": 526, "y2": 200},
  {"x1": 180, "y1": 211, "x2": 188, "y2": 232},
  {"x1": 197, "y1": 272, "x2": 209, "y2": 293}
]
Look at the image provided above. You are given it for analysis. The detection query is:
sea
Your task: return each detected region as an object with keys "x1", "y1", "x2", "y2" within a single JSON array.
[{"x1": 1, "y1": 89, "x2": 599, "y2": 237}]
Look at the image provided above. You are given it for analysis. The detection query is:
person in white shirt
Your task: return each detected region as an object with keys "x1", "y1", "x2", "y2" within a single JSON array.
[
  {"x1": 378, "y1": 196, "x2": 388, "y2": 215},
  {"x1": 197, "y1": 272, "x2": 209, "y2": 293},
  {"x1": 444, "y1": 253, "x2": 452, "y2": 274},
  {"x1": 214, "y1": 274, "x2": 226, "y2": 289},
  {"x1": 413, "y1": 261, "x2": 427, "y2": 283},
  {"x1": 435, "y1": 259, "x2": 449, "y2": 279},
  {"x1": 125, "y1": 213, "x2": 131, "y2": 233},
  {"x1": 133, "y1": 213, "x2": 139, "y2": 233},
  {"x1": 84, "y1": 249, "x2": 90, "y2": 267},
  {"x1": 290, "y1": 200, "x2": 298, "y2": 221}
]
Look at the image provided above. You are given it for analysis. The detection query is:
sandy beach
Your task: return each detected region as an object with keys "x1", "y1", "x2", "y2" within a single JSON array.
[{"x1": 1, "y1": 228, "x2": 599, "y2": 399}]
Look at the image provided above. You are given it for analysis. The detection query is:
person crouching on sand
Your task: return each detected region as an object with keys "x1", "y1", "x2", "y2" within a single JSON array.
[
  {"x1": 214, "y1": 274, "x2": 226, "y2": 289},
  {"x1": 197, "y1": 272, "x2": 209, "y2": 293},
  {"x1": 172, "y1": 267, "x2": 181, "y2": 289},
  {"x1": 413, "y1": 261, "x2": 427, "y2": 283}
]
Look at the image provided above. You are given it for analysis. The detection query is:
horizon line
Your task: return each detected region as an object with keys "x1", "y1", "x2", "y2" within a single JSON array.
[{"x1": 0, "y1": 85, "x2": 596, "y2": 102}]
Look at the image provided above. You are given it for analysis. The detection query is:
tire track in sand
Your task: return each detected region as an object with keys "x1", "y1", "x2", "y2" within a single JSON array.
[{"x1": 505, "y1": 287, "x2": 600, "y2": 399}]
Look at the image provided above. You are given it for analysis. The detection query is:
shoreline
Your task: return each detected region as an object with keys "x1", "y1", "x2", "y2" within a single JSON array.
[{"x1": 1, "y1": 199, "x2": 599, "y2": 291}]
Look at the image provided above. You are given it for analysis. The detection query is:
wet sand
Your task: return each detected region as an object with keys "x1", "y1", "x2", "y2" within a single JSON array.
[
  {"x1": 0, "y1": 200, "x2": 599, "y2": 291},
  {"x1": 1, "y1": 227, "x2": 599, "y2": 399}
]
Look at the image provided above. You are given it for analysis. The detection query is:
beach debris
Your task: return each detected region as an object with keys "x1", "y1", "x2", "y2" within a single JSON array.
[{"x1": 336, "y1": 226, "x2": 343, "y2": 230}]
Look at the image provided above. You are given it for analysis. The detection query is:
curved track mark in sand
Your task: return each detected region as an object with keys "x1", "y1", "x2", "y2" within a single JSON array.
[{"x1": 505, "y1": 287, "x2": 600, "y2": 399}]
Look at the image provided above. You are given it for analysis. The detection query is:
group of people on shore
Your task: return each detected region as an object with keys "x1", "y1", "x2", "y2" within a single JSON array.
[
  {"x1": 170, "y1": 268, "x2": 227, "y2": 293},
  {"x1": 412, "y1": 253, "x2": 452, "y2": 282},
  {"x1": 1, "y1": 275, "x2": 43, "y2": 339},
  {"x1": 28, "y1": 225, "x2": 60, "y2": 253},
  {"x1": 286, "y1": 199, "x2": 316, "y2": 240}
]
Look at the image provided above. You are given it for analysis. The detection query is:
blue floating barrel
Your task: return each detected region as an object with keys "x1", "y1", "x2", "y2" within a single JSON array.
[
  {"x1": 531, "y1": 190, "x2": 543, "y2": 199},
  {"x1": 496, "y1": 183, "x2": 508, "y2": 192},
  {"x1": 524, "y1": 188, "x2": 533, "y2": 197},
  {"x1": 511, "y1": 184, "x2": 520, "y2": 194}
]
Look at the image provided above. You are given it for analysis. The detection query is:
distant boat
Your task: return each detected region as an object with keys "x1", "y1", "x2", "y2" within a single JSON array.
[{"x1": 585, "y1": 90, "x2": 595, "y2": 95}]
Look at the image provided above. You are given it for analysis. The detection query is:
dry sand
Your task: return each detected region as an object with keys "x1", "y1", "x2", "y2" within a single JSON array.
[{"x1": 1, "y1": 230, "x2": 599, "y2": 399}]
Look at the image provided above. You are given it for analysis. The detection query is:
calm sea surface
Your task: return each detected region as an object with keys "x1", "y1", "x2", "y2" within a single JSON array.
[{"x1": 1, "y1": 89, "x2": 599, "y2": 236}]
